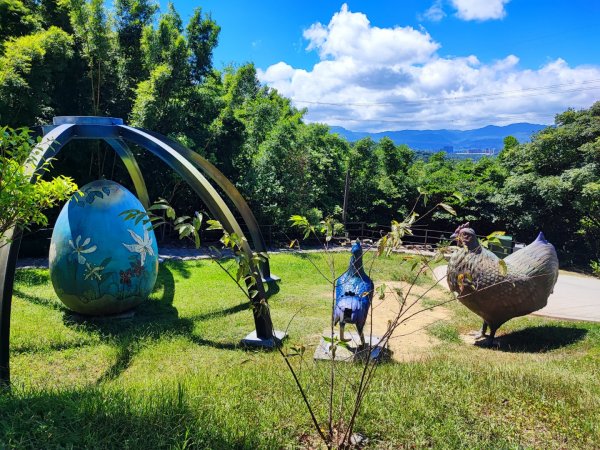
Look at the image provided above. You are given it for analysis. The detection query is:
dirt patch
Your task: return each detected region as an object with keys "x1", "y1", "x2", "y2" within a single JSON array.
[{"x1": 363, "y1": 281, "x2": 453, "y2": 362}]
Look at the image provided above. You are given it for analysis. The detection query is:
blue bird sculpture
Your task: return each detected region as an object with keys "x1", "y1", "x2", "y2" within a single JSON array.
[{"x1": 334, "y1": 240, "x2": 374, "y2": 345}]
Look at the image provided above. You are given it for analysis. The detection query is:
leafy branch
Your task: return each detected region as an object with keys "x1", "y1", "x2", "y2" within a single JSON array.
[
  {"x1": 0, "y1": 127, "x2": 78, "y2": 248},
  {"x1": 284, "y1": 192, "x2": 459, "y2": 448}
]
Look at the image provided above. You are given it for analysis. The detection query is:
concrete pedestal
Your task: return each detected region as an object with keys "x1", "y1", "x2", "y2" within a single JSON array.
[
  {"x1": 314, "y1": 330, "x2": 387, "y2": 362},
  {"x1": 241, "y1": 329, "x2": 287, "y2": 348}
]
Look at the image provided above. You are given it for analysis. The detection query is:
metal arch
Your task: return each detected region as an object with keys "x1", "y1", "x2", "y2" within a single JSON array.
[
  {"x1": 116, "y1": 125, "x2": 274, "y2": 338},
  {"x1": 0, "y1": 229, "x2": 22, "y2": 386},
  {"x1": 0, "y1": 119, "x2": 276, "y2": 387},
  {"x1": 118, "y1": 126, "x2": 252, "y2": 255},
  {"x1": 104, "y1": 139, "x2": 150, "y2": 209},
  {"x1": 139, "y1": 129, "x2": 277, "y2": 281}
]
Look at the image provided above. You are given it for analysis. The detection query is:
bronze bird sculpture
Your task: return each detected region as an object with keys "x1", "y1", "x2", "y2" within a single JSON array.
[{"x1": 447, "y1": 223, "x2": 559, "y2": 346}]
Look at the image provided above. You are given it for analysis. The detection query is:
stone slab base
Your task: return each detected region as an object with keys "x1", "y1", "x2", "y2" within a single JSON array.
[{"x1": 313, "y1": 330, "x2": 387, "y2": 362}]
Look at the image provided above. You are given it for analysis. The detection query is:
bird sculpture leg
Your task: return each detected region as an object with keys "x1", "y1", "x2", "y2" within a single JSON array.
[
  {"x1": 481, "y1": 326, "x2": 498, "y2": 348},
  {"x1": 357, "y1": 325, "x2": 366, "y2": 347},
  {"x1": 470, "y1": 321, "x2": 487, "y2": 339},
  {"x1": 474, "y1": 321, "x2": 488, "y2": 339},
  {"x1": 339, "y1": 322, "x2": 351, "y2": 342}
]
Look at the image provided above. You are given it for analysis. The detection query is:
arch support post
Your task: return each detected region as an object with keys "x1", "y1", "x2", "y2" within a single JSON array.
[
  {"x1": 0, "y1": 231, "x2": 21, "y2": 387},
  {"x1": 104, "y1": 139, "x2": 150, "y2": 209},
  {"x1": 0, "y1": 123, "x2": 77, "y2": 388}
]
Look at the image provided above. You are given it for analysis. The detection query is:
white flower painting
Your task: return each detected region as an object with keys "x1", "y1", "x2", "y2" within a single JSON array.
[
  {"x1": 122, "y1": 228, "x2": 154, "y2": 266},
  {"x1": 69, "y1": 235, "x2": 97, "y2": 265}
]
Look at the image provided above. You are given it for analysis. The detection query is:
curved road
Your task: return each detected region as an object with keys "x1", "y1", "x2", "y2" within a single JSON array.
[{"x1": 433, "y1": 265, "x2": 600, "y2": 323}]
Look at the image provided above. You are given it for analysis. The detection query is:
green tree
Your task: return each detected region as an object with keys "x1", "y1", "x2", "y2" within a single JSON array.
[
  {"x1": 251, "y1": 118, "x2": 314, "y2": 226},
  {"x1": 345, "y1": 138, "x2": 381, "y2": 223},
  {"x1": 0, "y1": 26, "x2": 73, "y2": 126},
  {"x1": 493, "y1": 102, "x2": 600, "y2": 261},
  {"x1": 114, "y1": 0, "x2": 158, "y2": 114},
  {"x1": 373, "y1": 137, "x2": 415, "y2": 220},
  {"x1": 301, "y1": 123, "x2": 348, "y2": 217},
  {"x1": 59, "y1": 0, "x2": 117, "y2": 115},
  {"x1": 0, "y1": 0, "x2": 40, "y2": 43},
  {"x1": 0, "y1": 127, "x2": 78, "y2": 247},
  {"x1": 187, "y1": 7, "x2": 220, "y2": 83}
]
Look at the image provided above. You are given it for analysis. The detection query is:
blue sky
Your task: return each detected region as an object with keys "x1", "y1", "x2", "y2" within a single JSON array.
[{"x1": 161, "y1": 0, "x2": 600, "y2": 131}]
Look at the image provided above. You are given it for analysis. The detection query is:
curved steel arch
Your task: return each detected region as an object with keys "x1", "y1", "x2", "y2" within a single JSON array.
[
  {"x1": 139, "y1": 129, "x2": 277, "y2": 281},
  {"x1": 104, "y1": 139, "x2": 150, "y2": 209},
  {"x1": 0, "y1": 117, "x2": 278, "y2": 387}
]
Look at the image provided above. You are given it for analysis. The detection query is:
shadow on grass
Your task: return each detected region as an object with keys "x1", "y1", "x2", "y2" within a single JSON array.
[
  {"x1": 478, "y1": 325, "x2": 588, "y2": 353},
  {"x1": 164, "y1": 258, "x2": 195, "y2": 279},
  {"x1": 0, "y1": 388, "x2": 269, "y2": 449},
  {"x1": 264, "y1": 280, "x2": 280, "y2": 299},
  {"x1": 57, "y1": 263, "x2": 258, "y2": 382},
  {"x1": 13, "y1": 288, "x2": 65, "y2": 311},
  {"x1": 14, "y1": 261, "x2": 279, "y2": 380}
]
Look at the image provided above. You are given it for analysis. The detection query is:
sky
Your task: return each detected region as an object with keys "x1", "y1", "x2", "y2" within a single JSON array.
[{"x1": 161, "y1": 0, "x2": 600, "y2": 131}]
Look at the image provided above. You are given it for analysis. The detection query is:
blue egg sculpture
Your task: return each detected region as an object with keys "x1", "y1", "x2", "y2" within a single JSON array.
[{"x1": 49, "y1": 180, "x2": 159, "y2": 315}]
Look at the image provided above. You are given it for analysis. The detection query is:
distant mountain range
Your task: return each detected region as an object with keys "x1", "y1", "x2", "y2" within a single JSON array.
[{"x1": 329, "y1": 122, "x2": 547, "y2": 152}]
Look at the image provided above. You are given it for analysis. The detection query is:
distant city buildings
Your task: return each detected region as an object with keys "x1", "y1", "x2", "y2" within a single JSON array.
[{"x1": 441, "y1": 146, "x2": 497, "y2": 156}]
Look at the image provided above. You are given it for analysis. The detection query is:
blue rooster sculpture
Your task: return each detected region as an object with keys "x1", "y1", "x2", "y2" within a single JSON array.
[{"x1": 334, "y1": 240, "x2": 374, "y2": 345}]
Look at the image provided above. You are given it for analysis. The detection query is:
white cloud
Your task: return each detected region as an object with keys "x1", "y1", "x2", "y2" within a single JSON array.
[
  {"x1": 257, "y1": 4, "x2": 600, "y2": 131},
  {"x1": 420, "y1": 1, "x2": 446, "y2": 22},
  {"x1": 303, "y1": 4, "x2": 439, "y2": 65},
  {"x1": 451, "y1": 0, "x2": 510, "y2": 21}
]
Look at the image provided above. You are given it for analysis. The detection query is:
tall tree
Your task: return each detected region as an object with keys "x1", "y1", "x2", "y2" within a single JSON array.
[
  {"x1": 0, "y1": 27, "x2": 73, "y2": 126},
  {"x1": 114, "y1": 0, "x2": 158, "y2": 115},
  {"x1": 59, "y1": 0, "x2": 117, "y2": 115},
  {"x1": 186, "y1": 7, "x2": 220, "y2": 83},
  {"x1": 0, "y1": 0, "x2": 40, "y2": 43}
]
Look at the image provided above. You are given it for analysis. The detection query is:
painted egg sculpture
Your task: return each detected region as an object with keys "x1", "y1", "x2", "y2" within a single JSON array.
[{"x1": 49, "y1": 180, "x2": 158, "y2": 315}]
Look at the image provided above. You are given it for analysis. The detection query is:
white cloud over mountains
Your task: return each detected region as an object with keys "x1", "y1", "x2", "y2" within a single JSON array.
[{"x1": 257, "y1": 4, "x2": 600, "y2": 131}]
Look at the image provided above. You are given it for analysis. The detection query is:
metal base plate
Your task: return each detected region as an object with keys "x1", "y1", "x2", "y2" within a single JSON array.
[
  {"x1": 67, "y1": 310, "x2": 136, "y2": 322},
  {"x1": 314, "y1": 331, "x2": 387, "y2": 362},
  {"x1": 241, "y1": 329, "x2": 287, "y2": 348},
  {"x1": 261, "y1": 274, "x2": 281, "y2": 283}
]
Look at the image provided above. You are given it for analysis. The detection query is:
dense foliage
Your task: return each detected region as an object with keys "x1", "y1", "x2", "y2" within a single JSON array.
[
  {"x1": 0, "y1": 126, "x2": 77, "y2": 247},
  {"x1": 0, "y1": 1, "x2": 598, "y2": 264}
]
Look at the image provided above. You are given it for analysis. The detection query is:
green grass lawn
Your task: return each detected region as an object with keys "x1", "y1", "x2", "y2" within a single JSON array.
[{"x1": 1, "y1": 252, "x2": 599, "y2": 449}]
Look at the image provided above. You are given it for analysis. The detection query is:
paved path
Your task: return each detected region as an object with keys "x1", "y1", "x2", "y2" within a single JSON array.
[{"x1": 433, "y1": 265, "x2": 600, "y2": 323}]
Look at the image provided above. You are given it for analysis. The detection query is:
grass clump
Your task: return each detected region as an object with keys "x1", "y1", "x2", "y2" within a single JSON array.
[{"x1": 428, "y1": 322, "x2": 461, "y2": 343}]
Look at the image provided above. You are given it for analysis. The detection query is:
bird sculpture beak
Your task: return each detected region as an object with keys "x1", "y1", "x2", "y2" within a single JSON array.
[{"x1": 450, "y1": 232, "x2": 458, "y2": 240}]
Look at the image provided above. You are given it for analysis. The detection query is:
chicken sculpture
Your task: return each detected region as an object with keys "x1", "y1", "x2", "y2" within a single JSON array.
[
  {"x1": 334, "y1": 240, "x2": 374, "y2": 345},
  {"x1": 447, "y1": 223, "x2": 559, "y2": 345}
]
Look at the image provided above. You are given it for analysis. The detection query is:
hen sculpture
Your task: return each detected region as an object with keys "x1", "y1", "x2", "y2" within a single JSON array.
[
  {"x1": 447, "y1": 223, "x2": 559, "y2": 346},
  {"x1": 334, "y1": 241, "x2": 374, "y2": 345}
]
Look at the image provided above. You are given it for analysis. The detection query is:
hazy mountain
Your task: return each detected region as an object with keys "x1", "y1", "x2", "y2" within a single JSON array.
[{"x1": 329, "y1": 123, "x2": 546, "y2": 151}]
